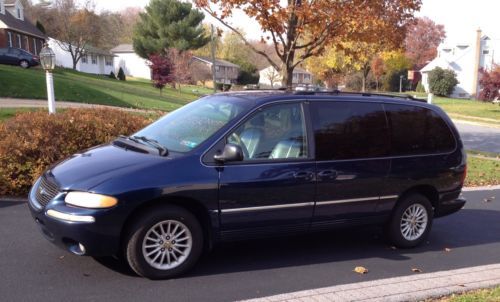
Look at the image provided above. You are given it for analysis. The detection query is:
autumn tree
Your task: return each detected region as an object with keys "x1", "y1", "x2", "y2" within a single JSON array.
[
  {"x1": 405, "y1": 17, "x2": 446, "y2": 69},
  {"x1": 48, "y1": 0, "x2": 102, "y2": 70},
  {"x1": 149, "y1": 54, "x2": 174, "y2": 95},
  {"x1": 261, "y1": 67, "x2": 281, "y2": 88},
  {"x1": 479, "y1": 65, "x2": 500, "y2": 101},
  {"x1": 133, "y1": 0, "x2": 209, "y2": 59},
  {"x1": 371, "y1": 56, "x2": 385, "y2": 91},
  {"x1": 169, "y1": 49, "x2": 193, "y2": 93},
  {"x1": 196, "y1": 0, "x2": 421, "y2": 89}
]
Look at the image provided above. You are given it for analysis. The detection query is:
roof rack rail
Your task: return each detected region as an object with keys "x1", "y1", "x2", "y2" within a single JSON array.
[{"x1": 293, "y1": 90, "x2": 427, "y2": 102}]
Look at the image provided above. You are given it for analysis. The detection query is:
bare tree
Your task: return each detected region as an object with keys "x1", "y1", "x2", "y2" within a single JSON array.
[
  {"x1": 49, "y1": 0, "x2": 102, "y2": 70},
  {"x1": 262, "y1": 67, "x2": 281, "y2": 88}
]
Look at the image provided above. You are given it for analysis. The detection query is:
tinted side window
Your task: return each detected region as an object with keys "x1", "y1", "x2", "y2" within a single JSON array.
[
  {"x1": 0, "y1": 49, "x2": 7, "y2": 55},
  {"x1": 311, "y1": 102, "x2": 390, "y2": 160},
  {"x1": 9, "y1": 48, "x2": 21, "y2": 55},
  {"x1": 385, "y1": 104, "x2": 455, "y2": 155}
]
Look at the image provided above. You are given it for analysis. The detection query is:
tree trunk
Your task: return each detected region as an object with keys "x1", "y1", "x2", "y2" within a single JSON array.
[
  {"x1": 281, "y1": 64, "x2": 294, "y2": 90},
  {"x1": 361, "y1": 76, "x2": 366, "y2": 92}
]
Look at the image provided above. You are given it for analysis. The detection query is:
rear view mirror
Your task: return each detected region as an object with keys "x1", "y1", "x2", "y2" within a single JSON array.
[{"x1": 213, "y1": 143, "x2": 244, "y2": 163}]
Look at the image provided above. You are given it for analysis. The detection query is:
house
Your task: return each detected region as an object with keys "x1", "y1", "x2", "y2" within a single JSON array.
[
  {"x1": 191, "y1": 56, "x2": 240, "y2": 84},
  {"x1": 111, "y1": 44, "x2": 152, "y2": 80},
  {"x1": 421, "y1": 29, "x2": 500, "y2": 98},
  {"x1": 0, "y1": 0, "x2": 45, "y2": 55},
  {"x1": 259, "y1": 66, "x2": 313, "y2": 88},
  {"x1": 48, "y1": 38, "x2": 115, "y2": 75}
]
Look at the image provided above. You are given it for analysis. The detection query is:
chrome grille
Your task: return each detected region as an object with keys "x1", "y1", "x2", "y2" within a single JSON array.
[{"x1": 35, "y1": 177, "x2": 59, "y2": 207}]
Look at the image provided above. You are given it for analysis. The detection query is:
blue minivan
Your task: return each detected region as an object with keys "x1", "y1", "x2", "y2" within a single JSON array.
[{"x1": 28, "y1": 91, "x2": 467, "y2": 279}]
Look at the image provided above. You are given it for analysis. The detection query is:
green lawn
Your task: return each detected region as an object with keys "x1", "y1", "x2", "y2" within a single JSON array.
[
  {"x1": 432, "y1": 286, "x2": 500, "y2": 302},
  {"x1": 0, "y1": 65, "x2": 213, "y2": 111},
  {"x1": 465, "y1": 151, "x2": 500, "y2": 187},
  {"x1": 406, "y1": 92, "x2": 500, "y2": 125},
  {"x1": 0, "y1": 107, "x2": 39, "y2": 121}
]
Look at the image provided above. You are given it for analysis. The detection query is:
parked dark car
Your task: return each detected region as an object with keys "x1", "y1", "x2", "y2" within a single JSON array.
[
  {"x1": 28, "y1": 91, "x2": 467, "y2": 279},
  {"x1": 0, "y1": 47, "x2": 39, "y2": 68}
]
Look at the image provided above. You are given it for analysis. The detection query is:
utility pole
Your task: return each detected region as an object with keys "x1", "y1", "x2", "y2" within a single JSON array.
[
  {"x1": 210, "y1": 24, "x2": 217, "y2": 93},
  {"x1": 399, "y1": 75, "x2": 403, "y2": 93}
]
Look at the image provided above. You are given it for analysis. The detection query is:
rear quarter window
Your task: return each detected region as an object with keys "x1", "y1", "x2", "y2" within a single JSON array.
[
  {"x1": 311, "y1": 101, "x2": 390, "y2": 160},
  {"x1": 384, "y1": 104, "x2": 456, "y2": 156}
]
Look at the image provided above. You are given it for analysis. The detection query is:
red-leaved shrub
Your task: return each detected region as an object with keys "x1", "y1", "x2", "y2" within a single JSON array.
[
  {"x1": 0, "y1": 108, "x2": 155, "y2": 196},
  {"x1": 479, "y1": 65, "x2": 500, "y2": 101}
]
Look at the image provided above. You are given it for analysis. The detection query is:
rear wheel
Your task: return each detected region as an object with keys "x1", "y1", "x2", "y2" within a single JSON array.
[
  {"x1": 386, "y1": 193, "x2": 433, "y2": 248},
  {"x1": 19, "y1": 60, "x2": 29, "y2": 68},
  {"x1": 125, "y1": 205, "x2": 203, "y2": 279}
]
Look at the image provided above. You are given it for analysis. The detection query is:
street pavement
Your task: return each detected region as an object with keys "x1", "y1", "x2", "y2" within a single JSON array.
[
  {"x1": 454, "y1": 121, "x2": 500, "y2": 153},
  {"x1": 0, "y1": 189, "x2": 499, "y2": 302}
]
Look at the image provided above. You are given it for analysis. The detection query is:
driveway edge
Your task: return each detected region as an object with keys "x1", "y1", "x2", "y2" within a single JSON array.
[{"x1": 241, "y1": 264, "x2": 500, "y2": 302}]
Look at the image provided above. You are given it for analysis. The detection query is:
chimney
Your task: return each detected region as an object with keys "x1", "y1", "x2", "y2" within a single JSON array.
[{"x1": 471, "y1": 28, "x2": 482, "y2": 99}]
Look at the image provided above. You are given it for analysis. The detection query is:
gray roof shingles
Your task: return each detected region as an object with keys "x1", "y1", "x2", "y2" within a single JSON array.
[{"x1": 0, "y1": 9, "x2": 46, "y2": 39}]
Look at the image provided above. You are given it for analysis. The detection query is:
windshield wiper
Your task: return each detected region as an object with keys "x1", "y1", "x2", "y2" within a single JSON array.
[{"x1": 129, "y1": 136, "x2": 168, "y2": 156}]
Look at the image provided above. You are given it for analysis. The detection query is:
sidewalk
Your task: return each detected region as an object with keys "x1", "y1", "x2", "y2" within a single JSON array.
[
  {"x1": 242, "y1": 264, "x2": 500, "y2": 302},
  {"x1": 0, "y1": 98, "x2": 154, "y2": 113}
]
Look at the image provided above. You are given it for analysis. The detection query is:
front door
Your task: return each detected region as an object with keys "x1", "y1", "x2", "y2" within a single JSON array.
[
  {"x1": 310, "y1": 101, "x2": 391, "y2": 226},
  {"x1": 218, "y1": 102, "x2": 316, "y2": 238}
]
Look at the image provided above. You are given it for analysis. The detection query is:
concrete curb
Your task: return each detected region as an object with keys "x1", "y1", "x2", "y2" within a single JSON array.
[{"x1": 241, "y1": 264, "x2": 500, "y2": 302}]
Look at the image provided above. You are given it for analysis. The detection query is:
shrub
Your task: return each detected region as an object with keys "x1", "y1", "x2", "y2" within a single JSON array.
[
  {"x1": 215, "y1": 83, "x2": 232, "y2": 91},
  {"x1": 382, "y1": 69, "x2": 408, "y2": 92},
  {"x1": 117, "y1": 67, "x2": 127, "y2": 81},
  {"x1": 416, "y1": 80, "x2": 425, "y2": 93},
  {"x1": 428, "y1": 67, "x2": 458, "y2": 96},
  {"x1": 479, "y1": 65, "x2": 500, "y2": 101},
  {"x1": 109, "y1": 71, "x2": 117, "y2": 79},
  {"x1": 0, "y1": 109, "x2": 153, "y2": 196}
]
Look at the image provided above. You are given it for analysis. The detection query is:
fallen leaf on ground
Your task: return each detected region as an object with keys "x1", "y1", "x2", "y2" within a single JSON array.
[
  {"x1": 458, "y1": 284, "x2": 466, "y2": 287},
  {"x1": 353, "y1": 266, "x2": 368, "y2": 274},
  {"x1": 411, "y1": 267, "x2": 422, "y2": 273},
  {"x1": 444, "y1": 248, "x2": 452, "y2": 252},
  {"x1": 59, "y1": 255, "x2": 65, "y2": 259},
  {"x1": 389, "y1": 246, "x2": 397, "y2": 250}
]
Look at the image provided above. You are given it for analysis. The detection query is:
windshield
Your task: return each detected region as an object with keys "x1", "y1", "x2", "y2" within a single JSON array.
[{"x1": 133, "y1": 96, "x2": 253, "y2": 153}]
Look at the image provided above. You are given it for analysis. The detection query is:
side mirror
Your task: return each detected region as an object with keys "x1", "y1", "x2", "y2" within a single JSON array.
[{"x1": 214, "y1": 143, "x2": 244, "y2": 163}]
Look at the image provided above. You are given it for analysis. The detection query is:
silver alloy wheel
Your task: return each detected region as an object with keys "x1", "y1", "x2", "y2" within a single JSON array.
[
  {"x1": 142, "y1": 220, "x2": 193, "y2": 270},
  {"x1": 400, "y1": 203, "x2": 428, "y2": 241},
  {"x1": 20, "y1": 60, "x2": 29, "y2": 68}
]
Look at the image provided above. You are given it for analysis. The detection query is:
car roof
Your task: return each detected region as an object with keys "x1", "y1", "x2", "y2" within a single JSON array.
[{"x1": 213, "y1": 90, "x2": 430, "y2": 107}]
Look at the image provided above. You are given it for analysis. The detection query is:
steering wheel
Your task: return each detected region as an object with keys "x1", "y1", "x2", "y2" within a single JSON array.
[{"x1": 229, "y1": 133, "x2": 250, "y2": 159}]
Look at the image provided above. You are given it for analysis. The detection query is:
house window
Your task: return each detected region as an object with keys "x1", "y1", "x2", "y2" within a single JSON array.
[
  {"x1": 81, "y1": 54, "x2": 88, "y2": 64},
  {"x1": 17, "y1": 8, "x2": 21, "y2": 19},
  {"x1": 105, "y1": 56, "x2": 113, "y2": 66},
  {"x1": 24, "y1": 36, "x2": 29, "y2": 52},
  {"x1": 215, "y1": 65, "x2": 220, "y2": 72},
  {"x1": 17, "y1": 34, "x2": 21, "y2": 48},
  {"x1": 483, "y1": 50, "x2": 489, "y2": 54},
  {"x1": 7, "y1": 32, "x2": 13, "y2": 47},
  {"x1": 304, "y1": 74, "x2": 310, "y2": 81},
  {"x1": 91, "y1": 54, "x2": 97, "y2": 64},
  {"x1": 33, "y1": 38, "x2": 37, "y2": 54}
]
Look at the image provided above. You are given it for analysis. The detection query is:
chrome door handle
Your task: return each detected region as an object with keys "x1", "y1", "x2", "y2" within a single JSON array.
[{"x1": 317, "y1": 170, "x2": 338, "y2": 179}]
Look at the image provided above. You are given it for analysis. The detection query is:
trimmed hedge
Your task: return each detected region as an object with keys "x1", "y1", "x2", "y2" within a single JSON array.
[{"x1": 0, "y1": 109, "x2": 153, "y2": 196}]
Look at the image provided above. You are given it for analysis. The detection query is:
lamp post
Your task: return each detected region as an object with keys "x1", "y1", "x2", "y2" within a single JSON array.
[
  {"x1": 399, "y1": 75, "x2": 404, "y2": 93},
  {"x1": 40, "y1": 44, "x2": 56, "y2": 114}
]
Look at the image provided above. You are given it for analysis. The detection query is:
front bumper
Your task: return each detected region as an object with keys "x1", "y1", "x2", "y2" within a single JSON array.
[{"x1": 28, "y1": 186, "x2": 123, "y2": 257}]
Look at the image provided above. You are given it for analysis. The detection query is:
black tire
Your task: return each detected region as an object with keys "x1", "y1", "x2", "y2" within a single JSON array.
[
  {"x1": 386, "y1": 193, "x2": 433, "y2": 248},
  {"x1": 124, "y1": 204, "x2": 203, "y2": 279},
  {"x1": 19, "y1": 60, "x2": 29, "y2": 69}
]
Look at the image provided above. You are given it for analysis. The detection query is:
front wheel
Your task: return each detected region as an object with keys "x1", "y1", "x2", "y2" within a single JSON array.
[
  {"x1": 124, "y1": 205, "x2": 203, "y2": 279},
  {"x1": 386, "y1": 194, "x2": 433, "y2": 248}
]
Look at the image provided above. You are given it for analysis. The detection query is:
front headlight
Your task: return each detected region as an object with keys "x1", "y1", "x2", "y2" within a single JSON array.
[{"x1": 65, "y1": 192, "x2": 118, "y2": 208}]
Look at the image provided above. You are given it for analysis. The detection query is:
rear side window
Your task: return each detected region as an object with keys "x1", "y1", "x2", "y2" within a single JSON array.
[
  {"x1": 385, "y1": 104, "x2": 456, "y2": 155},
  {"x1": 311, "y1": 101, "x2": 390, "y2": 160}
]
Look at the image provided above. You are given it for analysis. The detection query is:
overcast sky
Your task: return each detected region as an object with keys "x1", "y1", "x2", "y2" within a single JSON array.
[{"x1": 35, "y1": 0, "x2": 500, "y2": 44}]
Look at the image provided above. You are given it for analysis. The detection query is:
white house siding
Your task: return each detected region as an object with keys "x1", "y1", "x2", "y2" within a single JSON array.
[
  {"x1": 48, "y1": 38, "x2": 114, "y2": 75},
  {"x1": 113, "y1": 52, "x2": 151, "y2": 80},
  {"x1": 259, "y1": 66, "x2": 313, "y2": 88},
  {"x1": 420, "y1": 31, "x2": 500, "y2": 98}
]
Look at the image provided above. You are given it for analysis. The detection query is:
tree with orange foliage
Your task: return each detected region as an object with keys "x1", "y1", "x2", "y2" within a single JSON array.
[
  {"x1": 195, "y1": 0, "x2": 421, "y2": 89},
  {"x1": 405, "y1": 17, "x2": 446, "y2": 69}
]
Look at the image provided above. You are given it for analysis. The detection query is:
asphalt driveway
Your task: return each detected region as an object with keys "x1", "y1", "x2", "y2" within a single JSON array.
[
  {"x1": 1, "y1": 188, "x2": 499, "y2": 302},
  {"x1": 455, "y1": 121, "x2": 500, "y2": 153}
]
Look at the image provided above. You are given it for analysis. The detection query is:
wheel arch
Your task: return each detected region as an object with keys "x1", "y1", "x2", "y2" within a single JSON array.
[
  {"x1": 120, "y1": 196, "x2": 215, "y2": 253},
  {"x1": 397, "y1": 185, "x2": 439, "y2": 209}
]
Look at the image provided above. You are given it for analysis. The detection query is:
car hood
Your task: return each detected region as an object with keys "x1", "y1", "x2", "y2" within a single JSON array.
[{"x1": 47, "y1": 144, "x2": 169, "y2": 191}]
